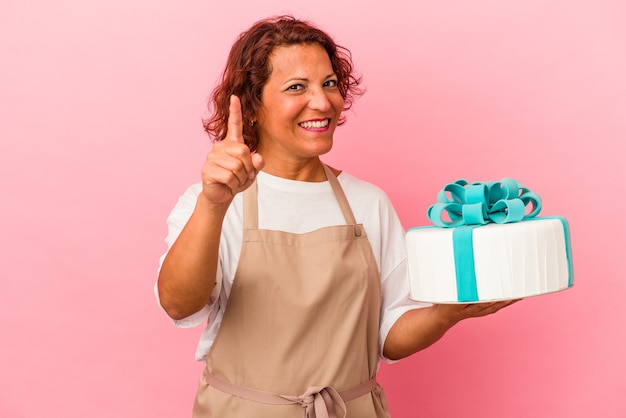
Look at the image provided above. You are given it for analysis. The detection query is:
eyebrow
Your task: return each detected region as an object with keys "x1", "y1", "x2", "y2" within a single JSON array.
[{"x1": 283, "y1": 74, "x2": 337, "y2": 84}]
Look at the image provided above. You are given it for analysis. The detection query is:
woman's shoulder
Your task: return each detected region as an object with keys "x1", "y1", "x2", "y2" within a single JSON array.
[
  {"x1": 338, "y1": 171, "x2": 392, "y2": 202},
  {"x1": 172, "y1": 182, "x2": 202, "y2": 200},
  {"x1": 169, "y1": 182, "x2": 203, "y2": 211}
]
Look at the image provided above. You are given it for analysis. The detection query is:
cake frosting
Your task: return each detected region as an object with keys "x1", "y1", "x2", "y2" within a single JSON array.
[{"x1": 406, "y1": 178, "x2": 574, "y2": 303}]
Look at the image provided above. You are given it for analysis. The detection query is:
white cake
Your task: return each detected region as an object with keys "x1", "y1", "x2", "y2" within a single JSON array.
[{"x1": 406, "y1": 179, "x2": 574, "y2": 303}]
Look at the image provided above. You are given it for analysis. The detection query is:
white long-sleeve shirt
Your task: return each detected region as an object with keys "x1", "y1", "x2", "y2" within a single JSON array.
[{"x1": 156, "y1": 170, "x2": 430, "y2": 362}]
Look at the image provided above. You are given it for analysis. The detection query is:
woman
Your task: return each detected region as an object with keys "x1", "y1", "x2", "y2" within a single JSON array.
[{"x1": 156, "y1": 15, "x2": 516, "y2": 417}]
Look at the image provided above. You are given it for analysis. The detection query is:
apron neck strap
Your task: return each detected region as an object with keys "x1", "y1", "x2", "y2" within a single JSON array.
[
  {"x1": 243, "y1": 178, "x2": 259, "y2": 229},
  {"x1": 322, "y1": 164, "x2": 358, "y2": 226}
]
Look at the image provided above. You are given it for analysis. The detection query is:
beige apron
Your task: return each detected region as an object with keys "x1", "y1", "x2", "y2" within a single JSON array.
[{"x1": 193, "y1": 165, "x2": 391, "y2": 418}]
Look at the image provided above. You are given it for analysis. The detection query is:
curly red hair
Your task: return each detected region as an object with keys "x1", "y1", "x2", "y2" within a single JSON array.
[{"x1": 203, "y1": 15, "x2": 364, "y2": 151}]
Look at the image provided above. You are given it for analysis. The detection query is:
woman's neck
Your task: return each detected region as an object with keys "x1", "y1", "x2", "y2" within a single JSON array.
[{"x1": 260, "y1": 157, "x2": 329, "y2": 182}]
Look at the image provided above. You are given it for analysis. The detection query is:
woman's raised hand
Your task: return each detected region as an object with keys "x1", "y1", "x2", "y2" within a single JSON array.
[{"x1": 200, "y1": 95, "x2": 265, "y2": 206}]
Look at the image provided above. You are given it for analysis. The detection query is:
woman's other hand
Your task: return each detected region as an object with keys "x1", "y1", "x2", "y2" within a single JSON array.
[
  {"x1": 433, "y1": 299, "x2": 521, "y2": 325},
  {"x1": 383, "y1": 299, "x2": 521, "y2": 361}
]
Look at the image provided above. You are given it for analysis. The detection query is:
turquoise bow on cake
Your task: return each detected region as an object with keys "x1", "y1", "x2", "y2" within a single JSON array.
[{"x1": 427, "y1": 178, "x2": 542, "y2": 228}]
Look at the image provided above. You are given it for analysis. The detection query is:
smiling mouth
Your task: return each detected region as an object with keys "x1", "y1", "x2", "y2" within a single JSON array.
[{"x1": 299, "y1": 119, "x2": 330, "y2": 129}]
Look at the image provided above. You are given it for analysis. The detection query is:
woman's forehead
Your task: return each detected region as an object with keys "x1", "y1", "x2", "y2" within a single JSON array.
[{"x1": 266, "y1": 44, "x2": 333, "y2": 79}]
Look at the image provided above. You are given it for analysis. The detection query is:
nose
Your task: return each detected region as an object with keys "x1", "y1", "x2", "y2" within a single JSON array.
[{"x1": 307, "y1": 87, "x2": 332, "y2": 112}]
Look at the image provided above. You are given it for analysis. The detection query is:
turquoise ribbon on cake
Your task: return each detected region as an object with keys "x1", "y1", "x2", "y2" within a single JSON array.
[
  {"x1": 427, "y1": 178, "x2": 542, "y2": 302},
  {"x1": 452, "y1": 226, "x2": 480, "y2": 302},
  {"x1": 427, "y1": 178, "x2": 542, "y2": 228}
]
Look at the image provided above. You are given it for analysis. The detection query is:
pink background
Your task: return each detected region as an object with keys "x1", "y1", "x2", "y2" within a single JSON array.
[{"x1": 2, "y1": 0, "x2": 625, "y2": 417}]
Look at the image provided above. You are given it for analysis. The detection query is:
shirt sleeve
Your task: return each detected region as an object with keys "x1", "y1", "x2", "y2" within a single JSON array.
[
  {"x1": 378, "y1": 260, "x2": 431, "y2": 364},
  {"x1": 374, "y1": 188, "x2": 431, "y2": 363},
  {"x1": 154, "y1": 183, "x2": 221, "y2": 328}
]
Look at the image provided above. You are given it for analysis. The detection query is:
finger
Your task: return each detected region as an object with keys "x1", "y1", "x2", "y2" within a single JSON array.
[
  {"x1": 482, "y1": 300, "x2": 519, "y2": 315},
  {"x1": 499, "y1": 299, "x2": 521, "y2": 309},
  {"x1": 222, "y1": 144, "x2": 257, "y2": 182},
  {"x1": 250, "y1": 152, "x2": 265, "y2": 179},
  {"x1": 206, "y1": 151, "x2": 250, "y2": 188},
  {"x1": 208, "y1": 151, "x2": 262, "y2": 194},
  {"x1": 226, "y1": 95, "x2": 244, "y2": 143},
  {"x1": 210, "y1": 133, "x2": 254, "y2": 179},
  {"x1": 203, "y1": 163, "x2": 245, "y2": 199},
  {"x1": 236, "y1": 155, "x2": 263, "y2": 189}
]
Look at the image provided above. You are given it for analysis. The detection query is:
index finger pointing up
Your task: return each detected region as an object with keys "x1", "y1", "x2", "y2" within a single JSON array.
[{"x1": 227, "y1": 95, "x2": 244, "y2": 143}]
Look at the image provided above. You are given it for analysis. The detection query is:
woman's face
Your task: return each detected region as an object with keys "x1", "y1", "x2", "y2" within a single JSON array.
[{"x1": 255, "y1": 43, "x2": 345, "y2": 163}]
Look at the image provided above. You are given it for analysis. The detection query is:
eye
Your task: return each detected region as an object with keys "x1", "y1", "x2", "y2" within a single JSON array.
[
  {"x1": 287, "y1": 83, "x2": 305, "y2": 91},
  {"x1": 323, "y1": 79, "x2": 338, "y2": 88}
]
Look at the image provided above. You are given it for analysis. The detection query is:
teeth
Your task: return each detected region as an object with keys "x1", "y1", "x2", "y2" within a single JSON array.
[{"x1": 300, "y1": 119, "x2": 329, "y2": 129}]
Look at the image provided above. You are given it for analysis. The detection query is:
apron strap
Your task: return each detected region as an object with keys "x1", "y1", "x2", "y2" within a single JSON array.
[
  {"x1": 242, "y1": 164, "x2": 359, "y2": 231},
  {"x1": 205, "y1": 370, "x2": 377, "y2": 418},
  {"x1": 243, "y1": 177, "x2": 259, "y2": 229},
  {"x1": 322, "y1": 164, "x2": 358, "y2": 226}
]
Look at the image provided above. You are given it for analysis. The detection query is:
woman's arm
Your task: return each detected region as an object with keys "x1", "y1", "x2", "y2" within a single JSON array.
[
  {"x1": 157, "y1": 96, "x2": 264, "y2": 320},
  {"x1": 383, "y1": 300, "x2": 519, "y2": 360},
  {"x1": 157, "y1": 197, "x2": 229, "y2": 320}
]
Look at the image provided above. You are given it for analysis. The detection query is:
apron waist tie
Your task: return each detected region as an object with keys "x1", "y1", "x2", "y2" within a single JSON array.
[{"x1": 205, "y1": 369, "x2": 377, "y2": 418}]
